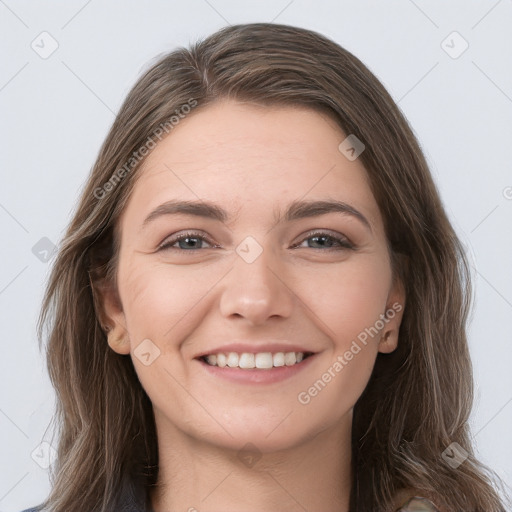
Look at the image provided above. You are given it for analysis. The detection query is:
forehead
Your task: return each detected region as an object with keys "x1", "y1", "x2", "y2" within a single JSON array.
[
  {"x1": 121, "y1": 100, "x2": 383, "y2": 232},
  {"x1": 146, "y1": 100, "x2": 345, "y2": 168}
]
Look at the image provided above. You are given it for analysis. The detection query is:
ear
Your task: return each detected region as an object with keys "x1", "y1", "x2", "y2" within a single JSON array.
[
  {"x1": 378, "y1": 267, "x2": 406, "y2": 354},
  {"x1": 90, "y1": 276, "x2": 130, "y2": 355}
]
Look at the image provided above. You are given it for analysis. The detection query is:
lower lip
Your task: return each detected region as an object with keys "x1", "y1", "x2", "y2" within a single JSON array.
[{"x1": 195, "y1": 354, "x2": 317, "y2": 384}]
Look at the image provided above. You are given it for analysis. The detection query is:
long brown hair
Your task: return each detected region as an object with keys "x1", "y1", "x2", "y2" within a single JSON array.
[{"x1": 36, "y1": 23, "x2": 508, "y2": 512}]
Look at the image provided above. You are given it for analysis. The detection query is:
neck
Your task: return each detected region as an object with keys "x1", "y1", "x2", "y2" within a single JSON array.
[{"x1": 150, "y1": 411, "x2": 352, "y2": 512}]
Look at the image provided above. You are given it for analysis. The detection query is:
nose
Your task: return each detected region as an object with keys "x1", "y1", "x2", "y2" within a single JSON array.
[{"x1": 219, "y1": 243, "x2": 294, "y2": 326}]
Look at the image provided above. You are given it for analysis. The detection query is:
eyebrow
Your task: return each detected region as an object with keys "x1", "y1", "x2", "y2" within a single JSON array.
[{"x1": 141, "y1": 199, "x2": 372, "y2": 232}]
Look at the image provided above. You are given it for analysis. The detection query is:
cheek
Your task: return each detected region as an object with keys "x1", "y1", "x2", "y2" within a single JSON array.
[
  {"x1": 119, "y1": 250, "x2": 391, "y2": 354},
  {"x1": 118, "y1": 258, "x2": 230, "y2": 350},
  {"x1": 290, "y1": 258, "x2": 389, "y2": 415},
  {"x1": 290, "y1": 254, "x2": 392, "y2": 349},
  {"x1": 116, "y1": 260, "x2": 227, "y2": 410}
]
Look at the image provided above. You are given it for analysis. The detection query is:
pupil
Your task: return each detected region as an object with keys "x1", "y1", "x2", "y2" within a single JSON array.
[
  {"x1": 180, "y1": 237, "x2": 199, "y2": 249},
  {"x1": 311, "y1": 235, "x2": 332, "y2": 248}
]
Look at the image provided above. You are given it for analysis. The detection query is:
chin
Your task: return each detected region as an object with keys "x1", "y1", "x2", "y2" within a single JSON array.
[{"x1": 198, "y1": 421, "x2": 321, "y2": 456}]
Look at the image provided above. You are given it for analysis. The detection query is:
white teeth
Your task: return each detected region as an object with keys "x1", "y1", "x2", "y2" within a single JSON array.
[
  {"x1": 239, "y1": 353, "x2": 255, "y2": 369},
  {"x1": 217, "y1": 353, "x2": 227, "y2": 367},
  {"x1": 255, "y1": 352, "x2": 273, "y2": 369},
  {"x1": 273, "y1": 352, "x2": 285, "y2": 367},
  {"x1": 227, "y1": 352, "x2": 239, "y2": 367},
  {"x1": 284, "y1": 352, "x2": 297, "y2": 366},
  {"x1": 202, "y1": 351, "x2": 308, "y2": 369}
]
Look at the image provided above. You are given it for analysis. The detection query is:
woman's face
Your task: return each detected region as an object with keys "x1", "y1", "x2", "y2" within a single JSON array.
[{"x1": 103, "y1": 99, "x2": 405, "y2": 452}]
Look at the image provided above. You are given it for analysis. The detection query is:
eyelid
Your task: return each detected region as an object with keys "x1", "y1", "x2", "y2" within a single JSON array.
[
  {"x1": 157, "y1": 228, "x2": 355, "y2": 252},
  {"x1": 157, "y1": 230, "x2": 217, "y2": 251},
  {"x1": 292, "y1": 229, "x2": 355, "y2": 249}
]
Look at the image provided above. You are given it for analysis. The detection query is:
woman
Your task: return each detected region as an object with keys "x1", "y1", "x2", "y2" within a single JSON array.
[{"x1": 22, "y1": 23, "x2": 507, "y2": 512}]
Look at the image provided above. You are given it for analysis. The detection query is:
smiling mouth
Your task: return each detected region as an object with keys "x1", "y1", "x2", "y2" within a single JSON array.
[{"x1": 197, "y1": 351, "x2": 315, "y2": 369}]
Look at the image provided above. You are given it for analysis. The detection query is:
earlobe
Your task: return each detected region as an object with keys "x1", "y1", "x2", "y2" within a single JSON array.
[
  {"x1": 90, "y1": 275, "x2": 130, "y2": 354},
  {"x1": 378, "y1": 330, "x2": 398, "y2": 354},
  {"x1": 378, "y1": 271, "x2": 406, "y2": 354},
  {"x1": 101, "y1": 289, "x2": 131, "y2": 355},
  {"x1": 107, "y1": 328, "x2": 131, "y2": 355}
]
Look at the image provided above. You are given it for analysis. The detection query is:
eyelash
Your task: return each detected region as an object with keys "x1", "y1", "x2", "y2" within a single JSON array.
[{"x1": 157, "y1": 230, "x2": 355, "y2": 252}]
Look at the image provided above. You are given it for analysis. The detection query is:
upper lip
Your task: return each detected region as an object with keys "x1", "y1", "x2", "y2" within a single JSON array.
[{"x1": 194, "y1": 342, "x2": 318, "y2": 359}]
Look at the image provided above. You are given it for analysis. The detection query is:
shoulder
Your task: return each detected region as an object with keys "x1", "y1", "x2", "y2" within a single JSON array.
[
  {"x1": 393, "y1": 488, "x2": 445, "y2": 512},
  {"x1": 395, "y1": 496, "x2": 441, "y2": 511},
  {"x1": 19, "y1": 507, "x2": 42, "y2": 512}
]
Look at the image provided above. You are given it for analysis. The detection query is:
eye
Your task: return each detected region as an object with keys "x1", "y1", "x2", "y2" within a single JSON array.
[
  {"x1": 157, "y1": 230, "x2": 355, "y2": 252},
  {"x1": 158, "y1": 231, "x2": 217, "y2": 251},
  {"x1": 292, "y1": 230, "x2": 355, "y2": 250}
]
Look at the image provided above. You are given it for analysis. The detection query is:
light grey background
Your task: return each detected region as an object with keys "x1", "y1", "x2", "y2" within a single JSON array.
[{"x1": 1, "y1": 1, "x2": 511, "y2": 510}]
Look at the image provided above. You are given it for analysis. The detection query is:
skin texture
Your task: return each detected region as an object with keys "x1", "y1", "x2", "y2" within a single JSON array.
[{"x1": 102, "y1": 99, "x2": 406, "y2": 512}]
